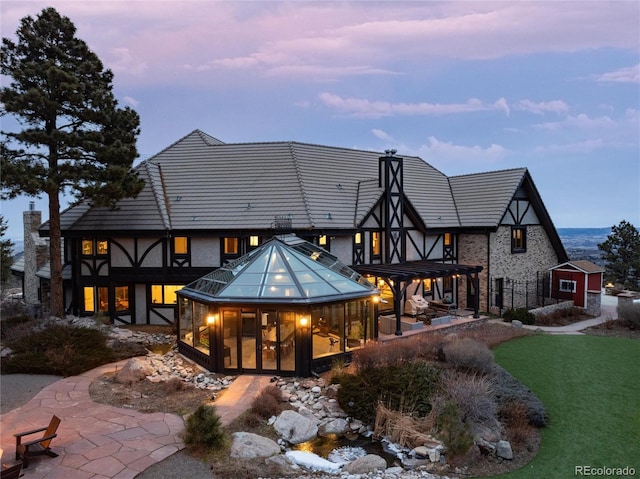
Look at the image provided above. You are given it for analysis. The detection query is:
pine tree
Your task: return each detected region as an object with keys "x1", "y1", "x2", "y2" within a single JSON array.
[
  {"x1": 1, "y1": 8, "x2": 144, "y2": 316},
  {"x1": 0, "y1": 215, "x2": 14, "y2": 289},
  {"x1": 598, "y1": 220, "x2": 640, "y2": 290}
]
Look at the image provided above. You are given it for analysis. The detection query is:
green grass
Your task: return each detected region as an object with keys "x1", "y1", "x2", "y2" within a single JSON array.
[{"x1": 490, "y1": 335, "x2": 640, "y2": 479}]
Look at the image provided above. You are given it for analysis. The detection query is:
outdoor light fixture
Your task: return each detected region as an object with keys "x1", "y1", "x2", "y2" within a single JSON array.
[
  {"x1": 207, "y1": 314, "x2": 217, "y2": 325},
  {"x1": 299, "y1": 317, "x2": 309, "y2": 329}
]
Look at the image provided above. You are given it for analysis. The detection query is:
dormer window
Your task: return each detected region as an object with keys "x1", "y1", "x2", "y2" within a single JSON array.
[{"x1": 174, "y1": 236, "x2": 189, "y2": 255}]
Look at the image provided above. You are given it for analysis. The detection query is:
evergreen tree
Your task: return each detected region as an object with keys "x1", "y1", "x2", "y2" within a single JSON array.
[
  {"x1": 0, "y1": 215, "x2": 14, "y2": 288},
  {"x1": 598, "y1": 220, "x2": 640, "y2": 290},
  {"x1": 1, "y1": 8, "x2": 144, "y2": 316}
]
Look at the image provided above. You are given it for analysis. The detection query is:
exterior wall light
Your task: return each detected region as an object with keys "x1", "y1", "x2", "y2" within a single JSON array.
[
  {"x1": 299, "y1": 317, "x2": 309, "y2": 329},
  {"x1": 207, "y1": 314, "x2": 217, "y2": 325}
]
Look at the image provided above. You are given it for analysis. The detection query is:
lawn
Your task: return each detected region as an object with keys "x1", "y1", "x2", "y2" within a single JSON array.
[{"x1": 490, "y1": 335, "x2": 640, "y2": 479}]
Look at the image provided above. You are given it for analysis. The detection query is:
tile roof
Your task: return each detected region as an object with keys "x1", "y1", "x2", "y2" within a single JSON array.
[{"x1": 54, "y1": 130, "x2": 548, "y2": 236}]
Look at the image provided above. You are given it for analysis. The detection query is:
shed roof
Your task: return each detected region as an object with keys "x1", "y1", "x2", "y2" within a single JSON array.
[
  {"x1": 549, "y1": 260, "x2": 604, "y2": 274},
  {"x1": 179, "y1": 234, "x2": 377, "y2": 304}
]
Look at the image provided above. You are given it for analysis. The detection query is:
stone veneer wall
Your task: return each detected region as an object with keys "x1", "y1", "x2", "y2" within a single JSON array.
[
  {"x1": 458, "y1": 225, "x2": 560, "y2": 313},
  {"x1": 529, "y1": 300, "x2": 574, "y2": 317},
  {"x1": 457, "y1": 232, "x2": 490, "y2": 312}
]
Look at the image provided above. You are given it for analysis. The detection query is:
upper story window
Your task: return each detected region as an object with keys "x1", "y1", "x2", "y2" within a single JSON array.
[
  {"x1": 444, "y1": 232, "x2": 452, "y2": 246},
  {"x1": 511, "y1": 226, "x2": 527, "y2": 253},
  {"x1": 174, "y1": 236, "x2": 189, "y2": 255},
  {"x1": 82, "y1": 239, "x2": 108, "y2": 256},
  {"x1": 249, "y1": 236, "x2": 260, "y2": 247},
  {"x1": 354, "y1": 232, "x2": 362, "y2": 245},
  {"x1": 318, "y1": 235, "x2": 327, "y2": 246},
  {"x1": 371, "y1": 231, "x2": 381, "y2": 258},
  {"x1": 224, "y1": 237, "x2": 239, "y2": 255}
]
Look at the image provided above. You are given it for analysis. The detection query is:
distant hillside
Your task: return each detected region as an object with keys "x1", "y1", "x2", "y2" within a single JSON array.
[{"x1": 557, "y1": 227, "x2": 609, "y2": 266}]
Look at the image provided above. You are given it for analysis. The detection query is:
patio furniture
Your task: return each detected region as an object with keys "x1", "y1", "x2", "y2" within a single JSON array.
[
  {"x1": 1, "y1": 462, "x2": 23, "y2": 479},
  {"x1": 14, "y1": 415, "x2": 61, "y2": 469}
]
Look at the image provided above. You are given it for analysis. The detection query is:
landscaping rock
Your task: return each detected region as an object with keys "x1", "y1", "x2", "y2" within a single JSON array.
[
  {"x1": 115, "y1": 357, "x2": 155, "y2": 384},
  {"x1": 343, "y1": 454, "x2": 387, "y2": 474},
  {"x1": 273, "y1": 410, "x2": 318, "y2": 444},
  {"x1": 318, "y1": 417, "x2": 349, "y2": 436},
  {"x1": 229, "y1": 432, "x2": 281, "y2": 459},
  {"x1": 496, "y1": 440, "x2": 513, "y2": 460},
  {"x1": 512, "y1": 320, "x2": 523, "y2": 329}
]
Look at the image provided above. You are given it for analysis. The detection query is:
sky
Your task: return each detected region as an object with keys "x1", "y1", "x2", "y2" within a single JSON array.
[{"x1": 1, "y1": 0, "x2": 639, "y2": 243}]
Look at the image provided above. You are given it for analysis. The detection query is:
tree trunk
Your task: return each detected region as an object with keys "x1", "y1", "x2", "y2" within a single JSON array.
[{"x1": 48, "y1": 188, "x2": 64, "y2": 318}]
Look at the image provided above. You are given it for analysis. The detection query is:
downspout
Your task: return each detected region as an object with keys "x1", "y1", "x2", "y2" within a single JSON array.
[{"x1": 486, "y1": 231, "x2": 491, "y2": 314}]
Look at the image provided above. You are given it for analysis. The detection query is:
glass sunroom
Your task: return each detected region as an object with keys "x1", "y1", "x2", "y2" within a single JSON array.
[{"x1": 176, "y1": 235, "x2": 379, "y2": 376}]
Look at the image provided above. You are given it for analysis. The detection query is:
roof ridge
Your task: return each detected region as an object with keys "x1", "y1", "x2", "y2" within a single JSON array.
[
  {"x1": 146, "y1": 162, "x2": 171, "y2": 230},
  {"x1": 450, "y1": 166, "x2": 527, "y2": 179},
  {"x1": 447, "y1": 177, "x2": 463, "y2": 227},
  {"x1": 289, "y1": 143, "x2": 315, "y2": 228}
]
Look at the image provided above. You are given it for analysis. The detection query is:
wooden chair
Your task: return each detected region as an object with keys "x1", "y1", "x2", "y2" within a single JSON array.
[
  {"x1": 14, "y1": 415, "x2": 61, "y2": 469},
  {"x1": 0, "y1": 462, "x2": 23, "y2": 479}
]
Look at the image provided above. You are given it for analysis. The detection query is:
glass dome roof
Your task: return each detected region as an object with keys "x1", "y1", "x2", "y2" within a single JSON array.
[{"x1": 180, "y1": 235, "x2": 377, "y2": 304}]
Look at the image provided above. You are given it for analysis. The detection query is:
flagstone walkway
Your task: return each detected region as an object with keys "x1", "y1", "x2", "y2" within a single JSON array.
[{"x1": 0, "y1": 361, "x2": 270, "y2": 479}]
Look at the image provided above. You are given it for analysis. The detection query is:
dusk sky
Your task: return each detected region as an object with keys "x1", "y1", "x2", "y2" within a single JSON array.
[{"x1": 1, "y1": 1, "x2": 639, "y2": 242}]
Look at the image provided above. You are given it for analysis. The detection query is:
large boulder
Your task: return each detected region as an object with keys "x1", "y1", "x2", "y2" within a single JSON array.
[
  {"x1": 343, "y1": 454, "x2": 387, "y2": 474},
  {"x1": 496, "y1": 440, "x2": 513, "y2": 460},
  {"x1": 318, "y1": 417, "x2": 349, "y2": 436},
  {"x1": 114, "y1": 357, "x2": 155, "y2": 384},
  {"x1": 273, "y1": 410, "x2": 318, "y2": 444},
  {"x1": 229, "y1": 432, "x2": 281, "y2": 459}
]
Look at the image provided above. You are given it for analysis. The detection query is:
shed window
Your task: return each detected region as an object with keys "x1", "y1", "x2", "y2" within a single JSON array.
[{"x1": 559, "y1": 279, "x2": 577, "y2": 293}]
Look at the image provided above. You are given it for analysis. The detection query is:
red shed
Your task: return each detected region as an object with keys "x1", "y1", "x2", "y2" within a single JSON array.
[{"x1": 549, "y1": 260, "x2": 603, "y2": 313}]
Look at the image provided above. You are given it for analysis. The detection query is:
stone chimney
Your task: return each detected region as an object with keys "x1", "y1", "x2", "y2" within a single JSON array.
[{"x1": 22, "y1": 202, "x2": 48, "y2": 306}]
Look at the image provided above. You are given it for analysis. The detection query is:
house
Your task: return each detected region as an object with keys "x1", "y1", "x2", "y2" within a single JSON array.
[
  {"x1": 27, "y1": 129, "x2": 567, "y2": 374},
  {"x1": 549, "y1": 260, "x2": 603, "y2": 316}
]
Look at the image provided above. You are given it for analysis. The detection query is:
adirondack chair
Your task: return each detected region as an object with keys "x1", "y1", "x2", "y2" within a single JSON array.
[
  {"x1": 0, "y1": 462, "x2": 23, "y2": 479},
  {"x1": 14, "y1": 415, "x2": 61, "y2": 469}
]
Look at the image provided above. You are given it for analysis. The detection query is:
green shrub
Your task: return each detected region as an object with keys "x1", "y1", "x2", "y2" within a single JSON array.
[
  {"x1": 1, "y1": 325, "x2": 115, "y2": 376},
  {"x1": 617, "y1": 301, "x2": 640, "y2": 329},
  {"x1": 442, "y1": 338, "x2": 495, "y2": 375},
  {"x1": 336, "y1": 361, "x2": 441, "y2": 425},
  {"x1": 436, "y1": 401, "x2": 474, "y2": 462},
  {"x1": 182, "y1": 404, "x2": 227, "y2": 451},
  {"x1": 503, "y1": 308, "x2": 535, "y2": 325}
]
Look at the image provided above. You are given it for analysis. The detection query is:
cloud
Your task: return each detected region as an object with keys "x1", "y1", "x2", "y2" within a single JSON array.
[
  {"x1": 516, "y1": 99, "x2": 569, "y2": 115},
  {"x1": 319, "y1": 93, "x2": 510, "y2": 119},
  {"x1": 533, "y1": 114, "x2": 616, "y2": 131},
  {"x1": 371, "y1": 129, "x2": 394, "y2": 141},
  {"x1": 3, "y1": 1, "x2": 636, "y2": 87},
  {"x1": 416, "y1": 136, "x2": 509, "y2": 163},
  {"x1": 592, "y1": 64, "x2": 640, "y2": 84},
  {"x1": 123, "y1": 96, "x2": 139, "y2": 108},
  {"x1": 534, "y1": 139, "x2": 605, "y2": 154}
]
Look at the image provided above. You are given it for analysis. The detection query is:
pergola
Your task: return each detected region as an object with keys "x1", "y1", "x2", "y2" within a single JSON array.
[{"x1": 353, "y1": 260, "x2": 483, "y2": 335}]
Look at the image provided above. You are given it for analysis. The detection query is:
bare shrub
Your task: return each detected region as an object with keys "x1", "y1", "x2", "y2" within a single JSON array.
[
  {"x1": 493, "y1": 365, "x2": 547, "y2": 427},
  {"x1": 352, "y1": 339, "x2": 415, "y2": 370},
  {"x1": 161, "y1": 376, "x2": 187, "y2": 394},
  {"x1": 250, "y1": 385, "x2": 284, "y2": 419},
  {"x1": 438, "y1": 371, "x2": 498, "y2": 429},
  {"x1": 617, "y1": 301, "x2": 640, "y2": 329},
  {"x1": 500, "y1": 400, "x2": 538, "y2": 452},
  {"x1": 443, "y1": 338, "x2": 495, "y2": 375},
  {"x1": 454, "y1": 323, "x2": 530, "y2": 348}
]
